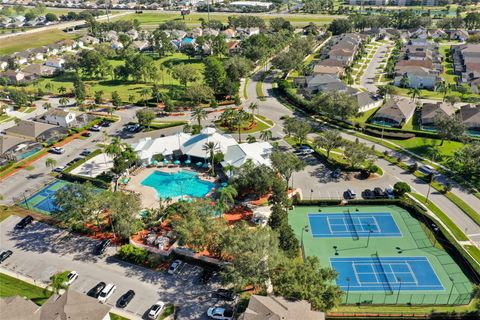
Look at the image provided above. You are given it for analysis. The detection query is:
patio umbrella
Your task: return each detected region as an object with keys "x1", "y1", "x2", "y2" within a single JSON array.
[
  {"x1": 152, "y1": 160, "x2": 158, "y2": 165},
  {"x1": 163, "y1": 159, "x2": 169, "y2": 165},
  {"x1": 185, "y1": 159, "x2": 191, "y2": 164},
  {"x1": 202, "y1": 163, "x2": 209, "y2": 168},
  {"x1": 196, "y1": 161, "x2": 203, "y2": 167},
  {"x1": 173, "y1": 160, "x2": 180, "y2": 165},
  {"x1": 221, "y1": 182, "x2": 228, "y2": 187}
]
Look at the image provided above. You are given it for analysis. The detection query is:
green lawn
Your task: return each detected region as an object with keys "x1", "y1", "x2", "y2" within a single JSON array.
[
  {"x1": 12, "y1": 53, "x2": 204, "y2": 104},
  {"x1": 0, "y1": 273, "x2": 52, "y2": 305},
  {"x1": 439, "y1": 44, "x2": 457, "y2": 86},
  {"x1": 116, "y1": 12, "x2": 340, "y2": 28},
  {"x1": 332, "y1": 300, "x2": 477, "y2": 314},
  {"x1": 109, "y1": 313, "x2": 130, "y2": 320},
  {"x1": 386, "y1": 137, "x2": 463, "y2": 160},
  {"x1": 0, "y1": 29, "x2": 76, "y2": 55},
  {"x1": 215, "y1": 114, "x2": 272, "y2": 134}
]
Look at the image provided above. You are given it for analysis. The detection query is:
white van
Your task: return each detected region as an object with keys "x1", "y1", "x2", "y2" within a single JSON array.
[{"x1": 98, "y1": 283, "x2": 116, "y2": 303}]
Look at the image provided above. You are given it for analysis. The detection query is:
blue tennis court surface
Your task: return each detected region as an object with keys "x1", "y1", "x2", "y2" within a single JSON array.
[
  {"x1": 331, "y1": 257, "x2": 444, "y2": 291},
  {"x1": 308, "y1": 212, "x2": 401, "y2": 238}
]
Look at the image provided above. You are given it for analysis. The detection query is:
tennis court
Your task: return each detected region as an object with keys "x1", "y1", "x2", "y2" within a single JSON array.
[
  {"x1": 289, "y1": 205, "x2": 473, "y2": 305},
  {"x1": 331, "y1": 256, "x2": 443, "y2": 292},
  {"x1": 20, "y1": 180, "x2": 72, "y2": 215},
  {"x1": 309, "y1": 212, "x2": 402, "y2": 238}
]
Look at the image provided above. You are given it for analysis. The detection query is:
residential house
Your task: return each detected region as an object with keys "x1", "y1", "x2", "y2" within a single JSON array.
[
  {"x1": 227, "y1": 40, "x2": 241, "y2": 55},
  {"x1": 460, "y1": 104, "x2": 480, "y2": 130},
  {"x1": 45, "y1": 58, "x2": 65, "y2": 69},
  {"x1": 203, "y1": 28, "x2": 219, "y2": 37},
  {"x1": 371, "y1": 98, "x2": 416, "y2": 127},
  {"x1": 132, "y1": 40, "x2": 150, "y2": 51},
  {"x1": 105, "y1": 30, "x2": 119, "y2": 42},
  {"x1": 223, "y1": 28, "x2": 237, "y2": 39},
  {"x1": 239, "y1": 295, "x2": 325, "y2": 320},
  {"x1": 22, "y1": 64, "x2": 57, "y2": 77},
  {"x1": 126, "y1": 29, "x2": 139, "y2": 40},
  {"x1": 78, "y1": 35, "x2": 100, "y2": 46},
  {"x1": 0, "y1": 70, "x2": 32, "y2": 83},
  {"x1": 357, "y1": 92, "x2": 381, "y2": 113},
  {"x1": 428, "y1": 29, "x2": 447, "y2": 40},
  {"x1": 0, "y1": 135, "x2": 30, "y2": 159},
  {"x1": 189, "y1": 27, "x2": 203, "y2": 38},
  {"x1": 394, "y1": 66, "x2": 440, "y2": 89},
  {"x1": 44, "y1": 108, "x2": 77, "y2": 127},
  {"x1": 238, "y1": 27, "x2": 260, "y2": 39},
  {"x1": 421, "y1": 102, "x2": 456, "y2": 127},
  {"x1": 12, "y1": 51, "x2": 30, "y2": 65},
  {"x1": 0, "y1": 290, "x2": 112, "y2": 320},
  {"x1": 111, "y1": 41, "x2": 124, "y2": 50},
  {"x1": 312, "y1": 64, "x2": 344, "y2": 77},
  {"x1": 294, "y1": 74, "x2": 350, "y2": 97},
  {"x1": 450, "y1": 29, "x2": 469, "y2": 42},
  {"x1": 452, "y1": 44, "x2": 480, "y2": 91},
  {"x1": 4, "y1": 120, "x2": 68, "y2": 143}
]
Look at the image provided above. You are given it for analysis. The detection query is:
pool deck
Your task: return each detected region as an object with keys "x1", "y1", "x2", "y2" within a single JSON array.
[{"x1": 124, "y1": 166, "x2": 216, "y2": 209}]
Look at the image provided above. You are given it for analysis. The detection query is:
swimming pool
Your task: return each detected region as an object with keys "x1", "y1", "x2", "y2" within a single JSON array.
[{"x1": 141, "y1": 170, "x2": 215, "y2": 199}]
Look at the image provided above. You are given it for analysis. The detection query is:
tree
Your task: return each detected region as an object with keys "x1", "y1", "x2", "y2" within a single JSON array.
[
  {"x1": 192, "y1": 107, "x2": 208, "y2": 127},
  {"x1": 457, "y1": 84, "x2": 472, "y2": 99},
  {"x1": 45, "y1": 12, "x2": 58, "y2": 21},
  {"x1": 270, "y1": 151, "x2": 305, "y2": 190},
  {"x1": 42, "y1": 102, "x2": 52, "y2": 110},
  {"x1": 9, "y1": 89, "x2": 29, "y2": 108},
  {"x1": 94, "y1": 90, "x2": 104, "y2": 105},
  {"x1": 225, "y1": 56, "x2": 254, "y2": 81},
  {"x1": 217, "y1": 185, "x2": 237, "y2": 213},
  {"x1": 107, "y1": 191, "x2": 143, "y2": 240},
  {"x1": 78, "y1": 49, "x2": 110, "y2": 79},
  {"x1": 316, "y1": 91, "x2": 359, "y2": 120},
  {"x1": 445, "y1": 95, "x2": 460, "y2": 107},
  {"x1": 231, "y1": 162, "x2": 276, "y2": 197},
  {"x1": 170, "y1": 63, "x2": 199, "y2": 87},
  {"x1": 139, "y1": 88, "x2": 150, "y2": 107},
  {"x1": 343, "y1": 141, "x2": 374, "y2": 169},
  {"x1": 202, "y1": 141, "x2": 219, "y2": 175},
  {"x1": 108, "y1": 91, "x2": 121, "y2": 109},
  {"x1": 233, "y1": 110, "x2": 251, "y2": 142},
  {"x1": 126, "y1": 54, "x2": 157, "y2": 83},
  {"x1": 212, "y1": 34, "x2": 228, "y2": 57},
  {"x1": 58, "y1": 86, "x2": 66, "y2": 95},
  {"x1": 45, "y1": 158, "x2": 57, "y2": 170},
  {"x1": 328, "y1": 19, "x2": 353, "y2": 35},
  {"x1": 292, "y1": 121, "x2": 311, "y2": 146},
  {"x1": 246, "y1": 135, "x2": 256, "y2": 143},
  {"x1": 184, "y1": 84, "x2": 214, "y2": 106},
  {"x1": 315, "y1": 130, "x2": 343, "y2": 159},
  {"x1": 203, "y1": 56, "x2": 227, "y2": 96},
  {"x1": 136, "y1": 108, "x2": 156, "y2": 130},
  {"x1": 151, "y1": 29, "x2": 175, "y2": 57},
  {"x1": 271, "y1": 257, "x2": 343, "y2": 311},
  {"x1": 408, "y1": 87, "x2": 421, "y2": 102},
  {"x1": 49, "y1": 271, "x2": 69, "y2": 293},
  {"x1": 393, "y1": 182, "x2": 411, "y2": 196},
  {"x1": 453, "y1": 142, "x2": 480, "y2": 176},
  {"x1": 248, "y1": 102, "x2": 258, "y2": 115},
  {"x1": 59, "y1": 97, "x2": 69, "y2": 107},
  {"x1": 260, "y1": 129, "x2": 273, "y2": 141},
  {"x1": 433, "y1": 113, "x2": 464, "y2": 146}
]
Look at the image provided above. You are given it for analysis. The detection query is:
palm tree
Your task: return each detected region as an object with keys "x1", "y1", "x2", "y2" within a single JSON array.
[
  {"x1": 246, "y1": 135, "x2": 256, "y2": 143},
  {"x1": 128, "y1": 94, "x2": 136, "y2": 105},
  {"x1": 59, "y1": 97, "x2": 69, "y2": 107},
  {"x1": 222, "y1": 163, "x2": 236, "y2": 179},
  {"x1": 58, "y1": 86, "x2": 66, "y2": 96},
  {"x1": 105, "y1": 136, "x2": 123, "y2": 158},
  {"x1": 248, "y1": 102, "x2": 258, "y2": 115},
  {"x1": 192, "y1": 107, "x2": 207, "y2": 127},
  {"x1": 42, "y1": 102, "x2": 52, "y2": 110},
  {"x1": 202, "y1": 141, "x2": 218, "y2": 175},
  {"x1": 408, "y1": 88, "x2": 421, "y2": 102},
  {"x1": 45, "y1": 82, "x2": 53, "y2": 92},
  {"x1": 259, "y1": 129, "x2": 272, "y2": 141},
  {"x1": 45, "y1": 157, "x2": 57, "y2": 170},
  {"x1": 233, "y1": 110, "x2": 249, "y2": 142},
  {"x1": 139, "y1": 88, "x2": 150, "y2": 107},
  {"x1": 49, "y1": 272, "x2": 68, "y2": 294},
  {"x1": 217, "y1": 185, "x2": 238, "y2": 213}
]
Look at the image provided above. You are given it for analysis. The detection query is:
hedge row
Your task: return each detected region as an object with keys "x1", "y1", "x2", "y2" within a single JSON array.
[
  {"x1": 60, "y1": 171, "x2": 111, "y2": 189},
  {"x1": 63, "y1": 149, "x2": 103, "y2": 174}
]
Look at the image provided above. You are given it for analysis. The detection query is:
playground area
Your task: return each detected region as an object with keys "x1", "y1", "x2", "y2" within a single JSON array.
[{"x1": 289, "y1": 205, "x2": 473, "y2": 305}]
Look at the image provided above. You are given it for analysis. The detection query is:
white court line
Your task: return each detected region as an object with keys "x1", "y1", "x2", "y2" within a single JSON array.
[{"x1": 405, "y1": 262, "x2": 419, "y2": 285}]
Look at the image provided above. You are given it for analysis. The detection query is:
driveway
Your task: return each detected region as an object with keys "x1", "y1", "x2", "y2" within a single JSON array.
[
  {"x1": 360, "y1": 42, "x2": 390, "y2": 93},
  {"x1": 0, "y1": 215, "x2": 234, "y2": 319}
]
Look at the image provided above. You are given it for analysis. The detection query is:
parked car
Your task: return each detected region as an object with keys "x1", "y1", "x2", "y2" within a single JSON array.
[
  {"x1": 50, "y1": 147, "x2": 65, "y2": 154},
  {"x1": 99, "y1": 120, "x2": 111, "y2": 127},
  {"x1": 373, "y1": 187, "x2": 387, "y2": 199},
  {"x1": 128, "y1": 124, "x2": 143, "y2": 133},
  {"x1": 90, "y1": 125, "x2": 101, "y2": 132},
  {"x1": 345, "y1": 189, "x2": 356, "y2": 199},
  {"x1": 0, "y1": 250, "x2": 13, "y2": 263},
  {"x1": 15, "y1": 216, "x2": 33, "y2": 229},
  {"x1": 65, "y1": 271, "x2": 78, "y2": 286},
  {"x1": 148, "y1": 301, "x2": 165, "y2": 319},
  {"x1": 200, "y1": 269, "x2": 215, "y2": 284},
  {"x1": 80, "y1": 150, "x2": 91, "y2": 157},
  {"x1": 81, "y1": 132, "x2": 92, "y2": 137},
  {"x1": 117, "y1": 290, "x2": 135, "y2": 308},
  {"x1": 87, "y1": 282, "x2": 106, "y2": 298},
  {"x1": 168, "y1": 260, "x2": 182, "y2": 274},
  {"x1": 385, "y1": 185, "x2": 395, "y2": 199},
  {"x1": 207, "y1": 307, "x2": 233, "y2": 320},
  {"x1": 98, "y1": 283, "x2": 116, "y2": 303},
  {"x1": 213, "y1": 289, "x2": 237, "y2": 301},
  {"x1": 52, "y1": 166, "x2": 66, "y2": 173},
  {"x1": 362, "y1": 189, "x2": 375, "y2": 199},
  {"x1": 95, "y1": 239, "x2": 110, "y2": 255},
  {"x1": 331, "y1": 168, "x2": 341, "y2": 178}
]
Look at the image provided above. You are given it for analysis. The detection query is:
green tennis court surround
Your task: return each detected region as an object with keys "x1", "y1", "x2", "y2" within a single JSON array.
[{"x1": 289, "y1": 205, "x2": 473, "y2": 305}]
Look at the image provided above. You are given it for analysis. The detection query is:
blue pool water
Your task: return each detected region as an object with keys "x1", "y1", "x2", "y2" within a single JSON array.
[
  {"x1": 141, "y1": 170, "x2": 215, "y2": 199},
  {"x1": 17, "y1": 148, "x2": 41, "y2": 160}
]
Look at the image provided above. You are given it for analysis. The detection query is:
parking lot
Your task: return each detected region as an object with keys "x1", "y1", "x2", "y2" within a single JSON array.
[
  {"x1": 291, "y1": 152, "x2": 399, "y2": 200},
  {"x1": 0, "y1": 215, "x2": 235, "y2": 319}
]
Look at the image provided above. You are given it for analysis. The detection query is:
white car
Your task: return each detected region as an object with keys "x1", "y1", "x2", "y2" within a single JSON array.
[
  {"x1": 168, "y1": 260, "x2": 182, "y2": 274},
  {"x1": 98, "y1": 283, "x2": 116, "y2": 303},
  {"x1": 148, "y1": 301, "x2": 165, "y2": 319},
  {"x1": 385, "y1": 185, "x2": 395, "y2": 199},
  {"x1": 50, "y1": 147, "x2": 65, "y2": 154},
  {"x1": 65, "y1": 271, "x2": 78, "y2": 286},
  {"x1": 207, "y1": 307, "x2": 233, "y2": 320}
]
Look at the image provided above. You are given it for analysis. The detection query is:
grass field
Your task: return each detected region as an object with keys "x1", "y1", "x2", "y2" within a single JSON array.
[
  {"x1": 114, "y1": 11, "x2": 340, "y2": 28},
  {"x1": 0, "y1": 29, "x2": 76, "y2": 55},
  {"x1": 289, "y1": 205, "x2": 473, "y2": 305},
  {"x1": 386, "y1": 137, "x2": 463, "y2": 160},
  {"x1": 351, "y1": 107, "x2": 379, "y2": 124},
  {"x1": 0, "y1": 273, "x2": 52, "y2": 305}
]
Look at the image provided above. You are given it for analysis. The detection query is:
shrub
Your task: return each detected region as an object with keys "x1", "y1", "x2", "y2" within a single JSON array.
[
  {"x1": 117, "y1": 244, "x2": 149, "y2": 265},
  {"x1": 409, "y1": 162, "x2": 418, "y2": 173},
  {"x1": 394, "y1": 182, "x2": 411, "y2": 196}
]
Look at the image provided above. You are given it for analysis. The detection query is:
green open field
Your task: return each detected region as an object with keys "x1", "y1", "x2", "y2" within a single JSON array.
[
  {"x1": 289, "y1": 205, "x2": 473, "y2": 305},
  {"x1": 385, "y1": 137, "x2": 463, "y2": 160},
  {"x1": 0, "y1": 273, "x2": 52, "y2": 305},
  {"x1": 13, "y1": 53, "x2": 204, "y2": 104},
  {"x1": 0, "y1": 29, "x2": 76, "y2": 55},
  {"x1": 114, "y1": 11, "x2": 340, "y2": 28}
]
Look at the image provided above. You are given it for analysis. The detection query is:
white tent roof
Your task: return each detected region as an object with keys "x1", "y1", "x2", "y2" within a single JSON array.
[
  {"x1": 221, "y1": 142, "x2": 272, "y2": 168},
  {"x1": 181, "y1": 128, "x2": 237, "y2": 159},
  {"x1": 132, "y1": 133, "x2": 191, "y2": 161}
]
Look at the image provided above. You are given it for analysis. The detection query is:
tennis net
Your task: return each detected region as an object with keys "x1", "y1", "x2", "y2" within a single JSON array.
[
  {"x1": 372, "y1": 252, "x2": 394, "y2": 295},
  {"x1": 345, "y1": 209, "x2": 359, "y2": 240}
]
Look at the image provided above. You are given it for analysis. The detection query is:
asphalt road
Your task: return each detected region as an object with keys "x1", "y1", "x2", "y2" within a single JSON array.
[{"x1": 0, "y1": 215, "x2": 233, "y2": 319}]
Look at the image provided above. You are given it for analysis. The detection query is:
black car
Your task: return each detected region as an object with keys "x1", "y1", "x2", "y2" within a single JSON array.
[
  {"x1": 81, "y1": 132, "x2": 92, "y2": 138},
  {"x1": 200, "y1": 269, "x2": 215, "y2": 284},
  {"x1": 100, "y1": 121, "x2": 111, "y2": 127},
  {"x1": 213, "y1": 289, "x2": 237, "y2": 301},
  {"x1": 117, "y1": 290, "x2": 135, "y2": 308},
  {"x1": 87, "y1": 282, "x2": 106, "y2": 298},
  {"x1": 373, "y1": 187, "x2": 387, "y2": 199},
  {"x1": 0, "y1": 250, "x2": 13, "y2": 263},
  {"x1": 95, "y1": 239, "x2": 110, "y2": 255},
  {"x1": 362, "y1": 189, "x2": 375, "y2": 199},
  {"x1": 80, "y1": 150, "x2": 91, "y2": 157},
  {"x1": 15, "y1": 216, "x2": 33, "y2": 229}
]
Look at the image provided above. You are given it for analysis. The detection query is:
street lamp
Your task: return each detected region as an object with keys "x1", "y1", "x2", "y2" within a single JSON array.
[
  {"x1": 396, "y1": 277, "x2": 402, "y2": 304},
  {"x1": 301, "y1": 225, "x2": 309, "y2": 261},
  {"x1": 346, "y1": 277, "x2": 351, "y2": 304},
  {"x1": 447, "y1": 277, "x2": 454, "y2": 304},
  {"x1": 310, "y1": 189, "x2": 313, "y2": 201},
  {"x1": 365, "y1": 225, "x2": 373, "y2": 248}
]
